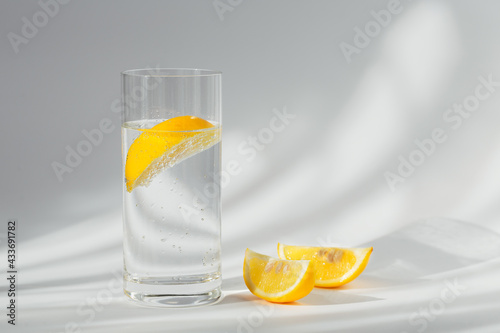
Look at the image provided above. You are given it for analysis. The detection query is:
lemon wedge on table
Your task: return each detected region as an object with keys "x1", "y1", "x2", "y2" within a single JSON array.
[
  {"x1": 243, "y1": 248, "x2": 315, "y2": 303},
  {"x1": 124, "y1": 115, "x2": 220, "y2": 192},
  {"x1": 277, "y1": 243, "x2": 373, "y2": 287}
]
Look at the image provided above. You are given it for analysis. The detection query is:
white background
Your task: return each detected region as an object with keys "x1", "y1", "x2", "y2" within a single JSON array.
[{"x1": 1, "y1": 0, "x2": 500, "y2": 332}]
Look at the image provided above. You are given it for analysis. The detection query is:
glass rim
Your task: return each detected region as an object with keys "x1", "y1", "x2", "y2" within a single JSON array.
[
  {"x1": 121, "y1": 120, "x2": 221, "y2": 132},
  {"x1": 122, "y1": 68, "x2": 222, "y2": 78}
]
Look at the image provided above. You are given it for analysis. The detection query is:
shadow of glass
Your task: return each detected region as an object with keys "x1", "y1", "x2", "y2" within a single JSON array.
[
  {"x1": 217, "y1": 293, "x2": 256, "y2": 306},
  {"x1": 221, "y1": 275, "x2": 246, "y2": 292}
]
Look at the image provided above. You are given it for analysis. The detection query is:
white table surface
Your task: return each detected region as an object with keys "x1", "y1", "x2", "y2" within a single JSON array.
[{"x1": 11, "y1": 213, "x2": 500, "y2": 333}]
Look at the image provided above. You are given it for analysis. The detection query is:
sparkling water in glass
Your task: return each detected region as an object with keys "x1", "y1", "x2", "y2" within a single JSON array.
[{"x1": 121, "y1": 69, "x2": 222, "y2": 307}]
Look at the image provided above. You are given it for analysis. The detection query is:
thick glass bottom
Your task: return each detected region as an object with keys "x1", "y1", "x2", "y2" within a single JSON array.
[{"x1": 123, "y1": 273, "x2": 222, "y2": 307}]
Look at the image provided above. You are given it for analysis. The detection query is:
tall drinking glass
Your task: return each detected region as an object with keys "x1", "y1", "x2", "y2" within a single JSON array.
[{"x1": 121, "y1": 68, "x2": 222, "y2": 306}]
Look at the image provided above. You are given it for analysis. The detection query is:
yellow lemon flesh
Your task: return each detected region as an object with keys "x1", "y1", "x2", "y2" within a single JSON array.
[
  {"x1": 277, "y1": 243, "x2": 372, "y2": 287},
  {"x1": 125, "y1": 115, "x2": 220, "y2": 192},
  {"x1": 243, "y1": 248, "x2": 315, "y2": 303}
]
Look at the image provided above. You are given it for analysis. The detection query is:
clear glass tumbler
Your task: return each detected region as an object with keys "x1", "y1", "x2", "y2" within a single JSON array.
[{"x1": 121, "y1": 68, "x2": 222, "y2": 307}]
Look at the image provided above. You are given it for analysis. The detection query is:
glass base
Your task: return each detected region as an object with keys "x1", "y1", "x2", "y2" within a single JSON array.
[{"x1": 123, "y1": 273, "x2": 222, "y2": 307}]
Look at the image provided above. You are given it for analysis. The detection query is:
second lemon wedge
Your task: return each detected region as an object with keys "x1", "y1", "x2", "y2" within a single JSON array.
[{"x1": 277, "y1": 243, "x2": 372, "y2": 287}]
